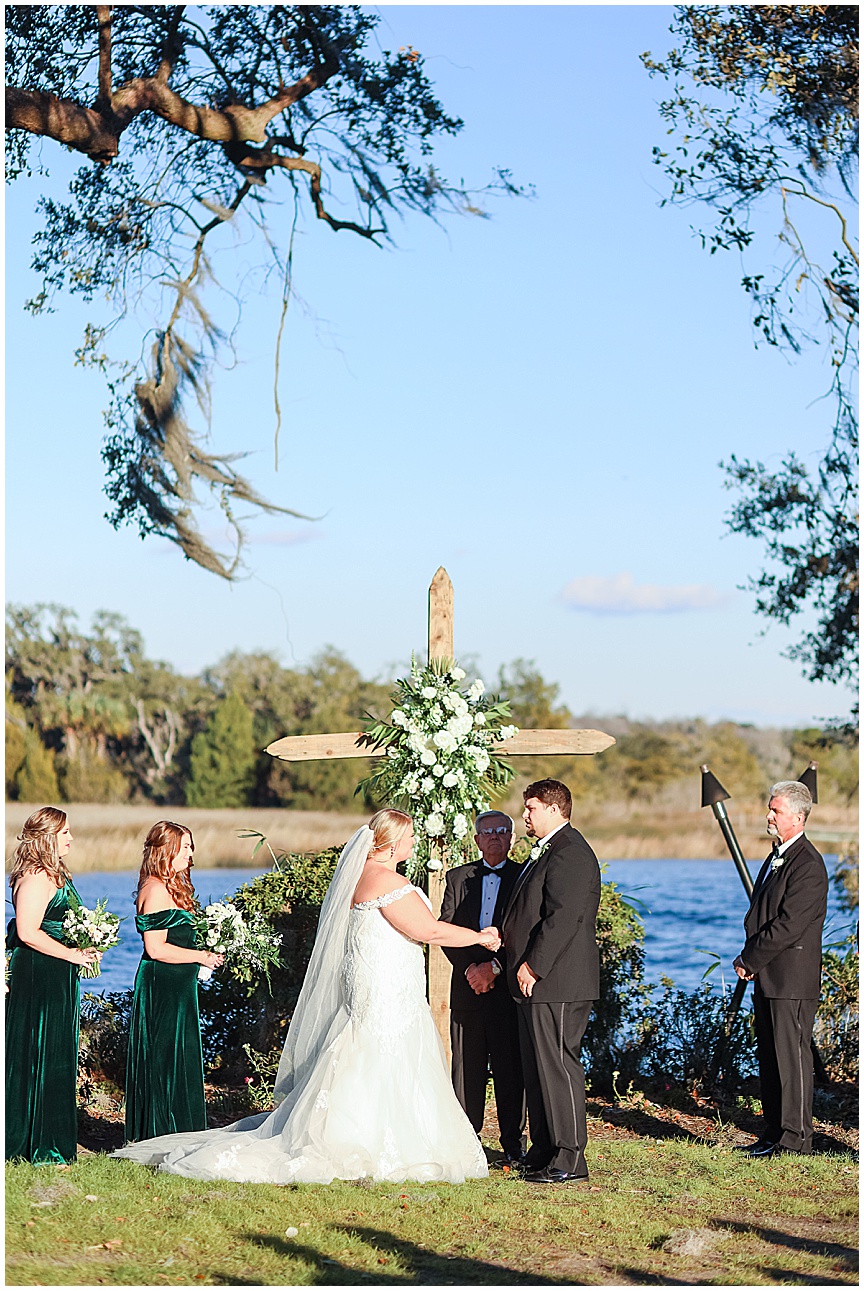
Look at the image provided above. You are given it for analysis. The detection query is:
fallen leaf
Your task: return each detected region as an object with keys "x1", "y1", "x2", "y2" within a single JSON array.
[{"x1": 85, "y1": 1195, "x2": 99, "y2": 1202}]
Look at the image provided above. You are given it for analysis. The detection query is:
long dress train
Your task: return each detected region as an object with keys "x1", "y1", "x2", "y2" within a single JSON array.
[
  {"x1": 114, "y1": 885, "x2": 487, "y2": 1184},
  {"x1": 6, "y1": 880, "x2": 81, "y2": 1163}
]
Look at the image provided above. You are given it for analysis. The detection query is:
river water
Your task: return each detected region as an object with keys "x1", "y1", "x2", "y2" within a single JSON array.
[{"x1": 11, "y1": 858, "x2": 848, "y2": 999}]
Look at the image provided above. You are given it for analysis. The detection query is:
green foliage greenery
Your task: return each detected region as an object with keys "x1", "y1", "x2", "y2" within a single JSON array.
[
  {"x1": 7, "y1": 7, "x2": 522, "y2": 578},
  {"x1": 643, "y1": 7, "x2": 858, "y2": 691},
  {"x1": 815, "y1": 934, "x2": 859, "y2": 1082},
  {"x1": 15, "y1": 730, "x2": 60, "y2": 803},
  {"x1": 185, "y1": 691, "x2": 256, "y2": 808},
  {"x1": 5, "y1": 602, "x2": 859, "y2": 810},
  {"x1": 197, "y1": 846, "x2": 341, "y2": 1073}
]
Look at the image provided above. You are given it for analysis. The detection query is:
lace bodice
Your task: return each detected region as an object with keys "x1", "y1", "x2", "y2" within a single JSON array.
[{"x1": 343, "y1": 884, "x2": 429, "y2": 1046}]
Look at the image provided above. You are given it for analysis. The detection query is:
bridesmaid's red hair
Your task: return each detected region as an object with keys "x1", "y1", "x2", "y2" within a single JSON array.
[{"x1": 137, "y1": 821, "x2": 197, "y2": 912}]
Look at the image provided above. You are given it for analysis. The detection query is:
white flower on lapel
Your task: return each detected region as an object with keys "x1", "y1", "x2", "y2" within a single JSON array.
[{"x1": 529, "y1": 843, "x2": 547, "y2": 862}]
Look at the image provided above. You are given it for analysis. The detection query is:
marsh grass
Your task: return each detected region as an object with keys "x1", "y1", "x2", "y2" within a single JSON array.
[
  {"x1": 5, "y1": 806, "x2": 370, "y2": 872},
  {"x1": 6, "y1": 800, "x2": 857, "y2": 872},
  {"x1": 5, "y1": 1141, "x2": 858, "y2": 1286}
]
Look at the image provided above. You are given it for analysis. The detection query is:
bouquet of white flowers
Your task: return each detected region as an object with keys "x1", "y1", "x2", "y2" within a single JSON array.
[
  {"x1": 193, "y1": 900, "x2": 281, "y2": 984},
  {"x1": 62, "y1": 897, "x2": 122, "y2": 979},
  {"x1": 358, "y1": 656, "x2": 519, "y2": 881}
]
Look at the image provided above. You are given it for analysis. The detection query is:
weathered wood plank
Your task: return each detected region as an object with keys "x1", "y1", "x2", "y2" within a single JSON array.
[
  {"x1": 265, "y1": 728, "x2": 616, "y2": 761},
  {"x1": 426, "y1": 867, "x2": 452, "y2": 1061},
  {"x1": 265, "y1": 732, "x2": 373, "y2": 761},
  {"x1": 501, "y1": 728, "x2": 616, "y2": 756},
  {"x1": 428, "y1": 567, "x2": 454, "y2": 662}
]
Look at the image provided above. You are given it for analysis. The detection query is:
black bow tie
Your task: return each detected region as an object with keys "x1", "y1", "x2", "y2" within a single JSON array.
[{"x1": 482, "y1": 865, "x2": 503, "y2": 875}]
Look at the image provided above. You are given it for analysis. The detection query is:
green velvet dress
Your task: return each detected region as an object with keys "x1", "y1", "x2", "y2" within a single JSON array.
[
  {"x1": 124, "y1": 909, "x2": 207, "y2": 1144},
  {"x1": 5, "y1": 880, "x2": 81, "y2": 1164}
]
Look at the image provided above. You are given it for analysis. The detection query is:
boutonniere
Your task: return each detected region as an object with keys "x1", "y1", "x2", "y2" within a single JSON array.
[
  {"x1": 529, "y1": 842, "x2": 547, "y2": 862},
  {"x1": 769, "y1": 853, "x2": 786, "y2": 871}
]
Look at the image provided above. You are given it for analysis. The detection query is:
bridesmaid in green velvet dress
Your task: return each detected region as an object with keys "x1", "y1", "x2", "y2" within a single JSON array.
[
  {"x1": 6, "y1": 807, "x2": 101, "y2": 1163},
  {"x1": 124, "y1": 821, "x2": 223, "y2": 1144}
]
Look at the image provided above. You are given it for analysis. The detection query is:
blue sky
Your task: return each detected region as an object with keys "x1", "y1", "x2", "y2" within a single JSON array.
[{"x1": 5, "y1": 5, "x2": 850, "y2": 727}]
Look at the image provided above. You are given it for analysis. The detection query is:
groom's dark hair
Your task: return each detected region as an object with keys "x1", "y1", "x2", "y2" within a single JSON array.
[{"x1": 524, "y1": 779, "x2": 571, "y2": 819}]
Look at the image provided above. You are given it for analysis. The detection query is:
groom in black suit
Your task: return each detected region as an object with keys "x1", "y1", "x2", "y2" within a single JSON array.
[
  {"x1": 472, "y1": 778, "x2": 600, "y2": 1184},
  {"x1": 440, "y1": 811, "x2": 526, "y2": 1163},
  {"x1": 734, "y1": 780, "x2": 828, "y2": 1158}
]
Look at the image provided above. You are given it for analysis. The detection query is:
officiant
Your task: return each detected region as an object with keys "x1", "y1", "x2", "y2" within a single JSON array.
[{"x1": 440, "y1": 811, "x2": 527, "y2": 1164}]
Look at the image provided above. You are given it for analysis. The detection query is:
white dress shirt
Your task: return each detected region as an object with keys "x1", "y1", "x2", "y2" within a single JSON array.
[{"x1": 480, "y1": 863, "x2": 504, "y2": 928}]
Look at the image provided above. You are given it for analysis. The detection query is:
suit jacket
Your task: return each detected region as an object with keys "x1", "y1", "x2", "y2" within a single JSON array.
[
  {"x1": 500, "y1": 823, "x2": 600, "y2": 1004},
  {"x1": 742, "y1": 834, "x2": 828, "y2": 999},
  {"x1": 441, "y1": 858, "x2": 521, "y2": 1012}
]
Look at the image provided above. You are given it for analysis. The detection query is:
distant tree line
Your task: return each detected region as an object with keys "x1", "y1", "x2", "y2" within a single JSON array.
[{"x1": 5, "y1": 604, "x2": 858, "y2": 810}]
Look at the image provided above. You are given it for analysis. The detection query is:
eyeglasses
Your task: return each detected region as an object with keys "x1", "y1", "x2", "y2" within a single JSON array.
[{"x1": 477, "y1": 827, "x2": 511, "y2": 836}]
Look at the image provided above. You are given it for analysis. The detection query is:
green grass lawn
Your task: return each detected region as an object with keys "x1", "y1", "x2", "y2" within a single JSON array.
[{"x1": 6, "y1": 1139, "x2": 858, "y2": 1286}]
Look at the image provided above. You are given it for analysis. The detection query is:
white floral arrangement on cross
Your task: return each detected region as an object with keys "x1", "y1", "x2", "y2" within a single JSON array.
[{"x1": 359, "y1": 658, "x2": 519, "y2": 883}]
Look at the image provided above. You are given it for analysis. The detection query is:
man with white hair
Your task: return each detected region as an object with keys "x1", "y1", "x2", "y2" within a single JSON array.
[
  {"x1": 734, "y1": 780, "x2": 828, "y2": 1158},
  {"x1": 440, "y1": 810, "x2": 526, "y2": 1164}
]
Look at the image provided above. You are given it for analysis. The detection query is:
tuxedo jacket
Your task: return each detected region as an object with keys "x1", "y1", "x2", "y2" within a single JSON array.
[
  {"x1": 500, "y1": 823, "x2": 601, "y2": 1004},
  {"x1": 742, "y1": 834, "x2": 828, "y2": 999},
  {"x1": 441, "y1": 858, "x2": 522, "y2": 1012}
]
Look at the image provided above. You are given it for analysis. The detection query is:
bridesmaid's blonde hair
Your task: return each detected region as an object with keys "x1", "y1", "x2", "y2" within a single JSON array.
[
  {"x1": 368, "y1": 809, "x2": 413, "y2": 856},
  {"x1": 10, "y1": 807, "x2": 70, "y2": 889}
]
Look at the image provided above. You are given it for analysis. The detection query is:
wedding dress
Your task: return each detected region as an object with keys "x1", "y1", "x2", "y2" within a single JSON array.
[{"x1": 114, "y1": 827, "x2": 487, "y2": 1185}]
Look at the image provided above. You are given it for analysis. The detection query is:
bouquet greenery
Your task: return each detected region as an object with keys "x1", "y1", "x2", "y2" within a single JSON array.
[
  {"x1": 359, "y1": 657, "x2": 518, "y2": 882},
  {"x1": 62, "y1": 897, "x2": 122, "y2": 979},
  {"x1": 194, "y1": 900, "x2": 281, "y2": 985}
]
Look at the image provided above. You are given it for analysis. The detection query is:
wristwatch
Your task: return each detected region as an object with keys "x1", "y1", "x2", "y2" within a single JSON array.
[{"x1": 490, "y1": 959, "x2": 502, "y2": 977}]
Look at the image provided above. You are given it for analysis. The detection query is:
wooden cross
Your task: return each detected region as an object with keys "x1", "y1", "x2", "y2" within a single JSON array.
[{"x1": 266, "y1": 568, "x2": 615, "y2": 1056}]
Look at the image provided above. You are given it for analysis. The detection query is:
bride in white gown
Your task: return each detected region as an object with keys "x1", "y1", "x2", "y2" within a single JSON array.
[{"x1": 114, "y1": 810, "x2": 499, "y2": 1184}]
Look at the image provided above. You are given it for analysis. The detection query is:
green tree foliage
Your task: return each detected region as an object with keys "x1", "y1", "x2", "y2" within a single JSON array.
[
  {"x1": 185, "y1": 690, "x2": 256, "y2": 808},
  {"x1": 495, "y1": 659, "x2": 601, "y2": 802},
  {"x1": 644, "y1": 7, "x2": 858, "y2": 691},
  {"x1": 792, "y1": 726, "x2": 859, "y2": 804},
  {"x1": 15, "y1": 730, "x2": 60, "y2": 803},
  {"x1": 6, "y1": 5, "x2": 519, "y2": 578}
]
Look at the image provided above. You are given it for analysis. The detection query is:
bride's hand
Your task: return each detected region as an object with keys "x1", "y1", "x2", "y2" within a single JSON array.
[
  {"x1": 200, "y1": 951, "x2": 224, "y2": 970},
  {"x1": 478, "y1": 927, "x2": 501, "y2": 952}
]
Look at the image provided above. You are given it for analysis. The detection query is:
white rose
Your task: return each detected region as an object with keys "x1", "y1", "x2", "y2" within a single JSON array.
[
  {"x1": 426, "y1": 855, "x2": 443, "y2": 871},
  {"x1": 421, "y1": 686, "x2": 437, "y2": 699},
  {"x1": 499, "y1": 724, "x2": 519, "y2": 740},
  {"x1": 425, "y1": 812, "x2": 445, "y2": 836},
  {"x1": 433, "y1": 729, "x2": 458, "y2": 753},
  {"x1": 451, "y1": 694, "x2": 469, "y2": 716},
  {"x1": 474, "y1": 712, "x2": 487, "y2": 726},
  {"x1": 450, "y1": 666, "x2": 466, "y2": 681},
  {"x1": 407, "y1": 732, "x2": 428, "y2": 756},
  {"x1": 421, "y1": 776, "x2": 436, "y2": 793},
  {"x1": 453, "y1": 813, "x2": 468, "y2": 839},
  {"x1": 442, "y1": 772, "x2": 458, "y2": 788},
  {"x1": 391, "y1": 709, "x2": 408, "y2": 727},
  {"x1": 447, "y1": 714, "x2": 473, "y2": 738},
  {"x1": 432, "y1": 763, "x2": 447, "y2": 778},
  {"x1": 420, "y1": 750, "x2": 436, "y2": 766},
  {"x1": 467, "y1": 679, "x2": 485, "y2": 702}
]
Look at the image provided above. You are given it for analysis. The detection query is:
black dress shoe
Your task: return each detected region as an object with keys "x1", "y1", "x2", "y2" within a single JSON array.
[
  {"x1": 523, "y1": 1166, "x2": 589, "y2": 1184},
  {"x1": 734, "y1": 1137, "x2": 776, "y2": 1154},
  {"x1": 746, "y1": 1140, "x2": 801, "y2": 1158},
  {"x1": 750, "y1": 1142, "x2": 810, "y2": 1159}
]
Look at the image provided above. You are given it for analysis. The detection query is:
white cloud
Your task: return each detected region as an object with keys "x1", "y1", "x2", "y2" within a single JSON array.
[{"x1": 562, "y1": 572, "x2": 727, "y2": 615}]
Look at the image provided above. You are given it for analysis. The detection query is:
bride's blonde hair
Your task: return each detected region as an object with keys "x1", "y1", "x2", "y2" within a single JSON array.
[{"x1": 368, "y1": 809, "x2": 412, "y2": 856}]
